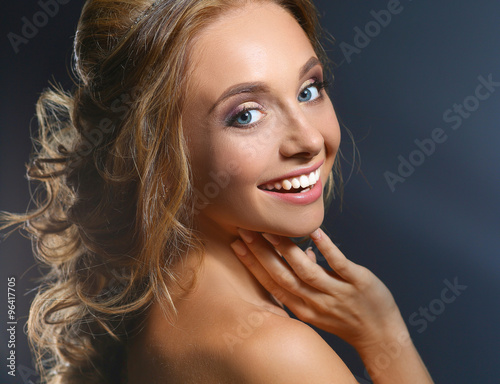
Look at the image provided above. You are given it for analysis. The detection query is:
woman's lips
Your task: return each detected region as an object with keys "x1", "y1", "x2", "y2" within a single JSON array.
[
  {"x1": 258, "y1": 160, "x2": 323, "y2": 192},
  {"x1": 257, "y1": 161, "x2": 324, "y2": 204},
  {"x1": 259, "y1": 176, "x2": 323, "y2": 205},
  {"x1": 258, "y1": 167, "x2": 321, "y2": 193}
]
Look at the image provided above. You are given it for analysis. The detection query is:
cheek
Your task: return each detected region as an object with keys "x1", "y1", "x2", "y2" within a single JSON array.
[
  {"x1": 190, "y1": 136, "x2": 272, "y2": 227},
  {"x1": 189, "y1": 132, "x2": 272, "y2": 202},
  {"x1": 211, "y1": 134, "x2": 271, "y2": 189}
]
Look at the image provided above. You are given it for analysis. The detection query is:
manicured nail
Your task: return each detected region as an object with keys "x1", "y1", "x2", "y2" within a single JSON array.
[
  {"x1": 310, "y1": 229, "x2": 321, "y2": 241},
  {"x1": 237, "y1": 228, "x2": 254, "y2": 243},
  {"x1": 230, "y1": 240, "x2": 247, "y2": 256},
  {"x1": 305, "y1": 246, "x2": 316, "y2": 263},
  {"x1": 262, "y1": 233, "x2": 280, "y2": 246}
]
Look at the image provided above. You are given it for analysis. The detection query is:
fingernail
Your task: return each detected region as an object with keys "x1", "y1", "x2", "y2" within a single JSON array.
[
  {"x1": 310, "y1": 229, "x2": 321, "y2": 241},
  {"x1": 237, "y1": 228, "x2": 254, "y2": 243},
  {"x1": 230, "y1": 240, "x2": 247, "y2": 256},
  {"x1": 262, "y1": 233, "x2": 280, "y2": 245},
  {"x1": 305, "y1": 246, "x2": 316, "y2": 263}
]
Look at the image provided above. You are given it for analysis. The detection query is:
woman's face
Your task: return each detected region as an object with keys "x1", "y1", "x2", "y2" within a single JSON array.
[{"x1": 182, "y1": 2, "x2": 341, "y2": 237}]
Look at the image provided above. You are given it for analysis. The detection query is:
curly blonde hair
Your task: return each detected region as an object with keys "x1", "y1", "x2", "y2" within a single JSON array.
[{"x1": 1, "y1": 0, "x2": 342, "y2": 382}]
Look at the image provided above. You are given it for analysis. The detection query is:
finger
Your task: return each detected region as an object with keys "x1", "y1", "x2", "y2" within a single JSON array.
[
  {"x1": 309, "y1": 228, "x2": 360, "y2": 283},
  {"x1": 261, "y1": 232, "x2": 339, "y2": 293},
  {"x1": 236, "y1": 229, "x2": 304, "y2": 294},
  {"x1": 236, "y1": 228, "x2": 325, "y2": 300},
  {"x1": 230, "y1": 239, "x2": 305, "y2": 309},
  {"x1": 305, "y1": 247, "x2": 316, "y2": 263}
]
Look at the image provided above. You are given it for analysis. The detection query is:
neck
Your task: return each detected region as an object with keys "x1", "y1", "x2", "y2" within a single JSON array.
[{"x1": 189, "y1": 217, "x2": 273, "y2": 306}]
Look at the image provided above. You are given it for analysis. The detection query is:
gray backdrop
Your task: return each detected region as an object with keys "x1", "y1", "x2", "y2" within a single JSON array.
[{"x1": 1, "y1": 0, "x2": 499, "y2": 383}]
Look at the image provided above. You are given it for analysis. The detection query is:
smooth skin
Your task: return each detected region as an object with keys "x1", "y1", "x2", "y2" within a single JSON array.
[
  {"x1": 232, "y1": 228, "x2": 434, "y2": 383},
  {"x1": 127, "y1": 2, "x2": 433, "y2": 383},
  {"x1": 182, "y1": 3, "x2": 339, "y2": 238}
]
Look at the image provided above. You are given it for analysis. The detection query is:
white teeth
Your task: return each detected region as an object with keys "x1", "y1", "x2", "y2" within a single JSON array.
[
  {"x1": 299, "y1": 175, "x2": 309, "y2": 188},
  {"x1": 261, "y1": 166, "x2": 321, "y2": 192},
  {"x1": 308, "y1": 172, "x2": 316, "y2": 185}
]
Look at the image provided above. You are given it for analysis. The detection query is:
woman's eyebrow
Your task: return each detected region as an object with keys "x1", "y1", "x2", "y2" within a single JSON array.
[
  {"x1": 298, "y1": 56, "x2": 322, "y2": 80},
  {"x1": 208, "y1": 56, "x2": 322, "y2": 114},
  {"x1": 209, "y1": 82, "x2": 269, "y2": 114}
]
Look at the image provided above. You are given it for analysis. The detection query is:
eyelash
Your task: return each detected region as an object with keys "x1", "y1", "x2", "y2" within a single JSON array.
[
  {"x1": 225, "y1": 79, "x2": 330, "y2": 128},
  {"x1": 302, "y1": 79, "x2": 330, "y2": 103},
  {"x1": 310, "y1": 79, "x2": 329, "y2": 93},
  {"x1": 225, "y1": 105, "x2": 264, "y2": 128}
]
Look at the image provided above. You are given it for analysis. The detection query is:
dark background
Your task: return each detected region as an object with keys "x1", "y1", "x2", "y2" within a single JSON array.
[{"x1": 1, "y1": 0, "x2": 499, "y2": 383}]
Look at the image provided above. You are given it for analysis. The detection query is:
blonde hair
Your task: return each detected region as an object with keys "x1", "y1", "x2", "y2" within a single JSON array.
[{"x1": 1, "y1": 0, "x2": 343, "y2": 382}]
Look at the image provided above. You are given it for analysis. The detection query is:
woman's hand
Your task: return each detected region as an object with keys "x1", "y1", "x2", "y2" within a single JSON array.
[
  {"x1": 231, "y1": 228, "x2": 434, "y2": 383},
  {"x1": 231, "y1": 227, "x2": 405, "y2": 350}
]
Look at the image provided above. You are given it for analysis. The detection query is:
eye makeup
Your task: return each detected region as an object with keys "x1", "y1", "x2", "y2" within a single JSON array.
[
  {"x1": 298, "y1": 78, "x2": 330, "y2": 104},
  {"x1": 224, "y1": 102, "x2": 266, "y2": 128},
  {"x1": 221, "y1": 74, "x2": 330, "y2": 129}
]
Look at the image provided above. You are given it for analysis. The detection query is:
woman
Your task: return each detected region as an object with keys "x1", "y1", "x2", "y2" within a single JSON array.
[{"x1": 2, "y1": 0, "x2": 434, "y2": 383}]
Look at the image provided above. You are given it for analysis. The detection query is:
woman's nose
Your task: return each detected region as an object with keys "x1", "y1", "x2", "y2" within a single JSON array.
[{"x1": 279, "y1": 109, "x2": 324, "y2": 159}]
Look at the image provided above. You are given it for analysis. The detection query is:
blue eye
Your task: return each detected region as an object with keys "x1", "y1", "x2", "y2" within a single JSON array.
[
  {"x1": 230, "y1": 108, "x2": 264, "y2": 127},
  {"x1": 298, "y1": 83, "x2": 321, "y2": 102}
]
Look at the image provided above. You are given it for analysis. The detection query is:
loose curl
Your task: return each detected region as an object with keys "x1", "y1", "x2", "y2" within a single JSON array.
[{"x1": 1, "y1": 0, "x2": 344, "y2": 382}]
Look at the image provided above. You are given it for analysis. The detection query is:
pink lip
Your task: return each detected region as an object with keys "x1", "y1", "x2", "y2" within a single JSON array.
[
  {"x1": 258, "y1": 160, "x2": 324, "y2": 186},
  {"x1": 260, "y1": 177, "x2": 323, "y2": 205}
]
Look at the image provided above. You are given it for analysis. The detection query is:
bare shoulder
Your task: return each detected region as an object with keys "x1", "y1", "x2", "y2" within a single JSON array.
[
  {"x1": 221, "y1": 312, "x2": 358, "y2": 384},
  {"x1": 127, "y1": 297, "x2": 357, "y2": 383}
]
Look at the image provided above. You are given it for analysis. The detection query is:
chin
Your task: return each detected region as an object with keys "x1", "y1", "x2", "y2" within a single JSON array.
[{"x1": 268, "y1": 209, "x2": 324, "y2": 238}]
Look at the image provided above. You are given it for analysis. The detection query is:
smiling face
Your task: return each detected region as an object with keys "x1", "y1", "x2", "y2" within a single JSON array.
[{"x1": 182, "y1": 1, "x2": 341, "y2": 238}]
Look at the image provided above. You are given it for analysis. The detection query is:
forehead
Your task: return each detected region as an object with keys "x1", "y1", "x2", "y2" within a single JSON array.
[{"x1": 185, "y1": 2, "x2": 317, "y2": 101}]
